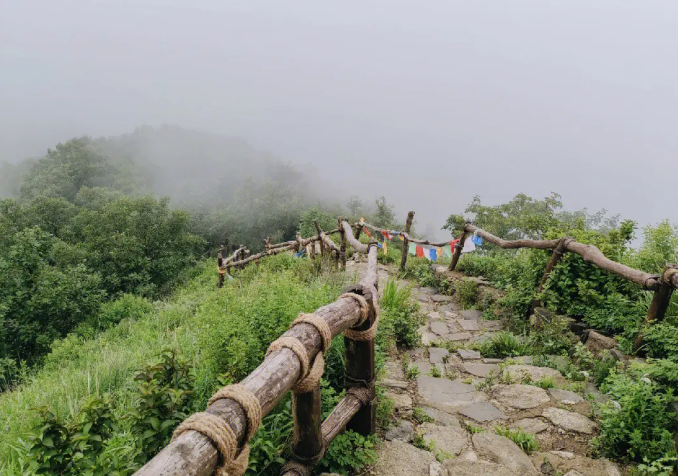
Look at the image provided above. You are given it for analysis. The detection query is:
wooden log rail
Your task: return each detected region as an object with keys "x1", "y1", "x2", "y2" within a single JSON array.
[
  {"x1": 448, "y1": 223, "x2": 678, "y2": 350},
  {"x1": 138, "y1": 222, "x2": 379, "y2": 476}
]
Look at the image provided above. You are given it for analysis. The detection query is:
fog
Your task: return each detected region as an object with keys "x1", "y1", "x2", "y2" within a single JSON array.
[{"x1": 2, "y1": 0, "x2": 677, "y2": 239}]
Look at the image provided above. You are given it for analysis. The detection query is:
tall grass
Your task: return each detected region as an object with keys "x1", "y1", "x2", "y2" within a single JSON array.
[{"x1": 0, "y1": 254, "x2": 349, "y2": 472}]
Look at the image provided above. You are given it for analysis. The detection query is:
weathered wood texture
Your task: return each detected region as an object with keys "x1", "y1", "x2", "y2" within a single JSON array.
[
  {"x1": 361, "y1": 221, "x2": 450, "y2": 247},
  {"x1": 137, "y1": 229, "x2": 379, "y2": 476},
  {"x1": 463, "y1": 224, "x2": 664, "y2": 290},
  {"x1": 281, "y1": 391, "x2": 366, "y2": 476},
  {"x1": 291, "y1": 387, "x2": 323, "y2": 464},
  {"x1": 464, "y1": 224, "x2": 560, "y2": 250},
  {"x1": 400, "y1": 211, "x2": 415, "y2": 271},
  {"x1": 338, "y1": 217, "x2": 347, "y2": 269},
  {"x1": 448, "y1": 229, "x2": 468, "y2": 271},
  {"x1": 342, "y1": 221, "x2": 369, "y2": 253},
  {"x1": 345, "y1": 244, "x2": 379, "y2": 434},
  {"x1": 634, "y1": 266, "x2": 678, "y2": 348}
]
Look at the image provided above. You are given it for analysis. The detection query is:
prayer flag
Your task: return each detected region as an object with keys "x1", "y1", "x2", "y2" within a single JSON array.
[
  {"x1": 430, "y1": 248, "x2": 437, "y2": 261},
  {"x1": 416, "y1": 245, "x2": 424, "y2": 258},
  {"x1": 409, "y1": 243, "x2": 417, "y2": 255},
  {"x1": 462, "y1": 236, "x2": 476, "y2": 253},
  {"x1": 399, "y1": 234, "x2": 405, "y2": 241},
  {"x1": 363, "y1": 226, "x2": 372, "y2": 238},
  {"x1": 443, "y1": 245, "x2": 453, "y2": 258},
  {"x1": 382, "y1": 241, "x2": 388, "y2": 254},
  {"x1": 471, "y1": 233, "x2": 483, "y2": 246},
  {"x1": 381, "y1": 230, "x2": 392, "y2": 240},
  {"x1": 437, "y1": 247, "x2": 443, "y2": 257}
]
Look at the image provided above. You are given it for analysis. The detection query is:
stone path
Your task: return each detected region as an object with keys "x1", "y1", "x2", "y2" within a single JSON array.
[{"x1": 371, "y1": 264, "x2": 623, "y2": 476}]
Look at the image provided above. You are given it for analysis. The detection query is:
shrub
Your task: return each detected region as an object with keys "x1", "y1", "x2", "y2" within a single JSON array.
[
  {"x1": 593, "y1": 371, "x2": 677, "y2": 464},
  {"x1": 318, "y1": 431, "x2": 378, "y2": 475},
  {"x1": 455, "y1": 279, "x2": 479, "y2": 308}
]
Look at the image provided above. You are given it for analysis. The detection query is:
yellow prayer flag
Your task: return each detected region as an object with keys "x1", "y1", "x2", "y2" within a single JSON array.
[
  {"x1": 383, "y1": 241, "x2": 388, "y2": 254},
  {"x1": 398, "y1": 234, "x2": 405, "y2": 241}
]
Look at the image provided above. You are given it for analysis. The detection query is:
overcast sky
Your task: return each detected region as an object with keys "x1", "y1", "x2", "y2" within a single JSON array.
[{"x1": 1, "y1": 0, "x2": 676, "y2": 239}]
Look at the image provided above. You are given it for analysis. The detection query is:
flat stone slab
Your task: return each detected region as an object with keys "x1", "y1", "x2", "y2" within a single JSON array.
[
  {"x1": 382, "y1": 378, "x2": 409, "y2": 389},
  {"x1": 421, "y1": 286, "x2": 437, "y2": 294},
  {"x1": 429, "y1": 347, "x2": 449, "y2": 364},
  {"x1": 439, "y1": 302, "x2": 462, "y2": 312},
  {"x1": 484, "y1": 321, "x2": 505, "y2": 331},
  {"x1": 472, "y1": 433, "x2": 539, "y2": 476},
  {"x1": 412, "y1": 359, "x2": 432, "y2": 375},
  {"x1": 503, "y1": 364, "x2": 563, "y2": 383},
  {"x1": 457, "y1": 349, "x2": 482, "y2": 360},
  {"x1": 448, "y1": 332, "x2": 472, "y2": 341},
  {"x1": 384, "y1": 361, "x2": 405, "y2": 380},
  {"x1": 429, "y1": 311, "x2": 443, "y2": 320},
  {"x1": 549, "y1": 388, "x2": 584, "y2": 404},
  {"x1": 542, "y1": 407, "x2": 596, "y2": 434},
  {"x1": 511, "y1": 418, "x2": 548, "y2": 434},
  {"x1": 421, "y1": 332, "x2": 438, "y2": 345},
  {"x1": 374, "y1": 439, "x2": 435, "y2": 476},
  {"x1": 462, "y1": 363, "x2": 499, "y2": 378},
  {"x1": 417, "y1": 293, "x2": 431, "y2": 302},
  {"x1": 460, "y1": 309, "x2": 483, "y2": 320},
  {"x1": 530, "y1": 452, "x2": 622, "y2": 476},
  {"x1": 459, "y1": 320, "x2": 480, "y2": 331},
  {"x1": 430, "y1": 321, "x2": 450, "y2": 336},
  {"x1": 458, "y1": 401, "x2": 506, "y2": 422},
  {"x1": 417, "y1": 376, "x2": 487, "y2": 412},
  {"x1": 483, "y1": 358, "x2": 504, "y2": 364},
  {"x1": 419, "y1": 422, "x2": 468, "y2": 456},
  {"x1": 431, "y1": 294, "x2": 454, "y2": 302},
  {"x1": 511, "y1": 356, "x2": 534, "y2": 364},
  {"x1": 386, "y1": 391, "x2": 413, "y2": 412},
  {"x1": 492, "y1": 384, "x2": 551, "y2": 409},
  {"x1": 442, "y1": 460, "x2": 517, "y2": 476},
  {"x1": 385, "y1": 419, "x2": 414, "y2": 441},
  {"x1": 419, "y1": 406, "x2": 463, "y2": 429}
]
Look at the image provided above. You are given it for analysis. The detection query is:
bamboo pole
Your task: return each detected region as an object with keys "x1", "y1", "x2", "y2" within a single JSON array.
[{"x1": 400, "y1": 211, "x2": 415, "y2": 271}]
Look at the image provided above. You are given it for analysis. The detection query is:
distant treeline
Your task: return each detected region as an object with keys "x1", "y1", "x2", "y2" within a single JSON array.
[{"x1": 0, "y1": 126, "x2": 401, "y2": 386}]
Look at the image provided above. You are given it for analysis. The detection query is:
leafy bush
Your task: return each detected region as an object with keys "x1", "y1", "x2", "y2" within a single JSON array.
[
  {"x1": 594, "y1": 371, "x2": 677, "y2": 464},
  {"x1": 318, "y1": 431, "x2": 378, "y2": 475},
  {"x1": 454, "y1": 279, "x2": 479, "y2": 308}
]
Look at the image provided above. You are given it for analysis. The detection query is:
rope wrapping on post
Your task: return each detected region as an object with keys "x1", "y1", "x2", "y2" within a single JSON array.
[
  {"x1": 339, "y1": 292, "x2": 370, "y2": 326},
  {"x1": 172, "y1": 384, "x2": 262, "y2": 476},
  {"x1": 172, "y1": 409, "x2": 250, "y2": 476},
  {"x1": 281, "y1": 461, "x2": 312, "y2": 476},
  {"x1": 267, "y1": 337, "x2": 310, "y2": 378}
]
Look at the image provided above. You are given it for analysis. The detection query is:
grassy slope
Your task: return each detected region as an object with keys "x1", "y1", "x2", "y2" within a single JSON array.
[{"x1": 0, "y1": 255, "x2": 353, "y2": 470}]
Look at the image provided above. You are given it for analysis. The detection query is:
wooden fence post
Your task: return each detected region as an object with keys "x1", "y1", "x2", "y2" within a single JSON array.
[
  {"x1": 344, "y1": 281, "x2": 377, "y2": 435},
  {"x1": 291, "y1": 387, "x2": 324, "y2": 465},
  {"x1": 338, "y1": 217, "x2": 347, "y2": 269},
  {"x1": 315, "y1": 222, "x2": 325, "y2": 257},
  {"x1": 634, "y1": 266, "x2": 678, "y2": 349},
  {"x1": 448, "y1": 226, "x2": 469, "y2": 271},
  {"x1": 400, "y1": 211, "x2": 415, "y2": 271},
  {"x1": 529, "y1": 238, "x2": 570, "y2": 314},
  {"x1": 217, "y1": 246, "x2": 225, "y2": 289}
]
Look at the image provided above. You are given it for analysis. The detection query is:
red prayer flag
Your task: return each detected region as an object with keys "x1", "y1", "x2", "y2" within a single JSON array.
[
  {"x1": 381, "y1": 230, "x2": 392, "y2": 240},
  {"x1": 363, "y1": 226, "x2": 372, "y2": 238},
  {"x1": 450, "y1": 239, "x2": 460, "y2": 249},
  {"x1": 416, "y1": 245, "x2": 424, "y2": 257}
]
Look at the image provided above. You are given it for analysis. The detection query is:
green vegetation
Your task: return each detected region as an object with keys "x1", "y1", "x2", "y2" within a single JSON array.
[
  {"x1": 494, "y1": 425, "x2": 540, "y2": 453},
  {"x1": 444, "y1": 193, "x2": 678, "y2": 470},
  {"x1": 412, "y1": 407, "x2": 434, "y2": 424}
]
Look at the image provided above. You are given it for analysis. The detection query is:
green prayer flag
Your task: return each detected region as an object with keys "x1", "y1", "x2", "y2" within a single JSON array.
[{"x1": 408, "y1": 243, "x2": 417, "y2": 255}]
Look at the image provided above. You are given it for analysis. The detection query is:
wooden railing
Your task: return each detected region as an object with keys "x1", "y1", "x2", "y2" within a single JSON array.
[
  {"x1": 448, "y1": 223, "x2": 678, "y2": 348},
  {"x1": 135, "y1": 221, "x2": 379, "y2": 476}
]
